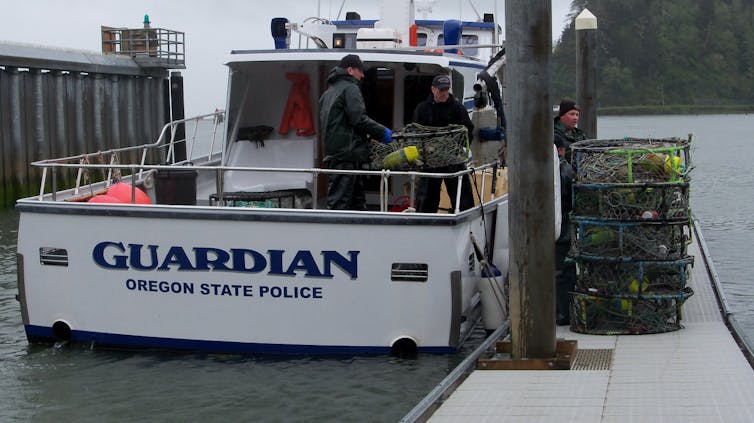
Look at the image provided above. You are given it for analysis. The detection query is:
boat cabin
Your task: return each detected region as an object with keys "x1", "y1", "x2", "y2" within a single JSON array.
[{"x1": 215, "y1": 49, "x2": 501, "y2": 211}]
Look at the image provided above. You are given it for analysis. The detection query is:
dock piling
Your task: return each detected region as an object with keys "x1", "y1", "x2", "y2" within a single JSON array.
[{"x1": 505, "y1": 0, "x2": 556, "y2": 359}]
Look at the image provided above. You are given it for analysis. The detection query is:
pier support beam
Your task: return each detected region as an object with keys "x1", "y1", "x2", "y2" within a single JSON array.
[
  {"x1": 576, "y1": 9, "x2": 598, "y2": 139},
  {"x1": 170, "y1": 71, "x2": 186, "y2": 163},
  {"x1": 505, "y1": 0, "x2": 556, "y2": 359}
]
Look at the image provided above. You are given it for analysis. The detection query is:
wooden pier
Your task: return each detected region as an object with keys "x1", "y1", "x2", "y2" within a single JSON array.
[
  {"x1": 0, "y1": 23, "x2": 185, "y2": 208},
  {"x1": 425, "y1": 222, "x2": 754, "y2": 422}
]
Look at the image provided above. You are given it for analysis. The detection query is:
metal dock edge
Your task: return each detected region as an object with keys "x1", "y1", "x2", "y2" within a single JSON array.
[
  {"x1": 407, "y1": 219, "x2": 754, "y2": 423},
  {"x1": 693, "y1": 218, "x2": 754, "y2": 368},
  {"x1": 400, "y1": 323, "x2": 511, "y2": 422}
]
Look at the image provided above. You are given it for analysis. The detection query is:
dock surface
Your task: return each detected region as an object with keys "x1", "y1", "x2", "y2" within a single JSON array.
[{"x1": 428, "y1": 232, "x2": 754, "y2": 422}]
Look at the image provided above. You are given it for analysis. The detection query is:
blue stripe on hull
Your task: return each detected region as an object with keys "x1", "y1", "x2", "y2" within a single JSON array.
[{"x1": 24, "y1": 325, "x2": 455, "y2": 355}]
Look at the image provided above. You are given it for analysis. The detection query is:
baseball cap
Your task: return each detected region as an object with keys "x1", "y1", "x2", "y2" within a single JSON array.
[{"x1": 432, "y1": 74, "x2": 451, "y2": 89}]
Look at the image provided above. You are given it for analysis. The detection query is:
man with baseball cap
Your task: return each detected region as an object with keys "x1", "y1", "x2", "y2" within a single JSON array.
[
  {"x1": 319, "y1": 54, "x2": 392, "y2": 210},
  {"x1": 411, "y1": 73, "x2": 475, "y2": 213}
]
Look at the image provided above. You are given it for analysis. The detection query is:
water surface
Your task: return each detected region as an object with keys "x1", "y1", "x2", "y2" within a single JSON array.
[{"x1": 1, "y1": 114, "x2": 753, "y2": 421}]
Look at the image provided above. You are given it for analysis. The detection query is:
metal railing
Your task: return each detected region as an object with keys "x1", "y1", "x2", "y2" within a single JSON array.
[
  {"x1": 31, "y1": 111, "x2": 224, "y2": 200},
  {"x1": 29, "y1": 112, "x2": 504, "y2": 212},
  {"x1": 101, "y1": 26, "x2": 185, "y2": 68}
]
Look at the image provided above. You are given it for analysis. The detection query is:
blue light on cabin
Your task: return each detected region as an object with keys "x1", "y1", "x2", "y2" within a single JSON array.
[
  {"x1": 271, "y1": 18, "x2": 289, "y2": 49},
  {"x1": 443, "y1": 20, "x2": 463, "y2": 54}
]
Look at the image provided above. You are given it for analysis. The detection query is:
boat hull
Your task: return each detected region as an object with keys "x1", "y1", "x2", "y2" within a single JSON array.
[{"x1": 16, "y1": 201, "x2": 506, "y2": 354}]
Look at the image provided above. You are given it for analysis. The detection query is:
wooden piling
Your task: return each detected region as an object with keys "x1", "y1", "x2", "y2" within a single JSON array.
[
  {"x1": 505, "y1": 0, "x2": 556, "y2": 359},
  {"x1": 170, "y1": 71, "x2": 186, "y2": 163}
]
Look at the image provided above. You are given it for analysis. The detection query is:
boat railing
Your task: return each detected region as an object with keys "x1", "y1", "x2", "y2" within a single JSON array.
[
  {"x1": 29, "y1": 111, "x2": 225, "y2": 200},
  {"x1": 154, "y1": 111, "x2": 226, "y2": 166},
  {"x1": 208, "y1": 162, "x2": 502, "y2": 213},
  {"x1": 29, "y1": 156, "x2": 503, "y2": 213},
  {"x1": 28, "y1": 111, "x2": 504, "y2": 212}
]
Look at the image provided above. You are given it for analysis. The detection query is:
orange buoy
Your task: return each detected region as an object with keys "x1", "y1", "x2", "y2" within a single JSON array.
[
  {"x1": 88, "y1": 194, "x2": 124, "y2": 204},
  {"x1": 107, "y1": 182, "x2": 151, "y2": 204}
]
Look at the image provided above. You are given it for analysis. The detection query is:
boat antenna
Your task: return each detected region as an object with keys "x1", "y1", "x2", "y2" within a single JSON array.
[
  {"x1": 335, "y1": 0, "x2": 346, "y2": 20},
  {"x1": 468, "y1": 0, "x2": 482, "y2": 21}
]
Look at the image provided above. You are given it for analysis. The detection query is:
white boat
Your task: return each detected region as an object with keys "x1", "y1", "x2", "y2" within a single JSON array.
[{"x1": 15, "y1": 1, "x2": 555, "y2": 355}]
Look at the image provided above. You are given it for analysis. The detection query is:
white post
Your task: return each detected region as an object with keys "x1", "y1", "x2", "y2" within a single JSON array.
[{"x1": 576, "y1": 9, "x2": 598, "y2": 139}]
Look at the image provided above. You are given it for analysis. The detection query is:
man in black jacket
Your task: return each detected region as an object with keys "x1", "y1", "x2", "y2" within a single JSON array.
[
  {"x1": 412, "y1": 74, "x2": 475, "y2": 213},
  {"x1": 319, "y1": 54, "x2": 392, "y2": 210},
  {"x1": 555, "y1": 134, "x2": 576, "y2": 325}
]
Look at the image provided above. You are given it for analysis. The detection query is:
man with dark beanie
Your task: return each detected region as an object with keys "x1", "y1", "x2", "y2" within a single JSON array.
[
  {"x1": 554, "y1": 98, "x2": 587, "y2": 162},
  {"x1": 552, "y1": 98, "x2": 585, "y2": 322},
  {"x1": 319, "y1": 54, "x2": 392, "y2": 210}
]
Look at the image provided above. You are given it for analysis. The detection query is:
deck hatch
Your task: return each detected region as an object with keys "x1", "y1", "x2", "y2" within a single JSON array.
[
  {"x1": 391, "y1": 263, "x2": 428, "y2": 282},
  {"x1": 39, "y1": 248, "x2": 69, "y2": 267}
]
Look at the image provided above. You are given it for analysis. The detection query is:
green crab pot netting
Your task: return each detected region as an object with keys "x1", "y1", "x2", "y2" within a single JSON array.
[
  {"x1": 370, "y1": 123, "x2": 469, "y2": 170},
  {"x1": 571, "y1": 138, "x2": 691, "y2": 184},
  {"x1": 572, "y1": 256, "x2": 694, "y2": 296},
  {"x1": 567, "y1": 137, "x2": 694, "y2": 335},
  {"x1": 571, "y1": 219, "x2": 691, "y2": 261},
  {"x1": 572, "y1": 182, "x2": 690, "y2": 221},
  {"x1": 570, "y1": 289, "x2": 693, "y2": 335}
]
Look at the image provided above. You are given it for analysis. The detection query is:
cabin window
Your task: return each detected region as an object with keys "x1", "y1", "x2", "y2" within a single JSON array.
[
  {"x1": 460, "y1": 35, "x2": 479, "y2": 56},
  {"x1": 333, "y1": 34, "x2": 346, "y2": 48},
  {"x1": 437, "y1": 34, "x2": 480, "y2": 57}
]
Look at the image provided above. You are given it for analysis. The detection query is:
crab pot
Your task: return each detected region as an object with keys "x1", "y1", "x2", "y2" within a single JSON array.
[
  {"x1": 572, "y1": 182, "x2": 690, "y2": 221},
  {"x1": 570, "y1": 289, "x2": 693, "y2": 335},
  {"x1": 155, "y1": 169, "x2": 197, "y2": 205},
  {"x1": 370, "y1": 123, "x2": 469, "y2": 170},
  {"x1": 572, "y1": 218, "x2": 690, "y2": 261},
  {"x1": 570, "y1": 138, "x2": 690, "y2": 184},
  {"x1": 572, "y1": 255, "x2": 694, "y2": 296}
]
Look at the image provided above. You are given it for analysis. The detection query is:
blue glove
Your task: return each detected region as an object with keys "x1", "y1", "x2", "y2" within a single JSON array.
[{"x1": 383, "y1": 128, "x2": 393, "y2": 144}]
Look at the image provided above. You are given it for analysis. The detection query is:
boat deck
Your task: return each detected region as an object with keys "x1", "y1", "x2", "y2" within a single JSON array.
[{"x1": 428, "y1": 229, "x2": 754, "y2": 422}]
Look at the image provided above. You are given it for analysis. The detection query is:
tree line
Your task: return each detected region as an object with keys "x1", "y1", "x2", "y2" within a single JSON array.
[{"x1": 552, "y1": 0, "x2": 754, "y2": 113}]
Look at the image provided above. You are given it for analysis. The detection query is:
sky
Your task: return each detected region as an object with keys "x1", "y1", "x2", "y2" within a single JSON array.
[{"x1": 0, "y1": 0, "x2": 574, "y2": 116}]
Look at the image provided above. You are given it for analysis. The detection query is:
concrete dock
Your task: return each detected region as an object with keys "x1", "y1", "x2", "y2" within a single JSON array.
[{"x1": 427, "y1": 224, "x2": 754, "y2": 422}]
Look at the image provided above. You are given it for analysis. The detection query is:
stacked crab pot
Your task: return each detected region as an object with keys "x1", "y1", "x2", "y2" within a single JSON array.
[{"x1": 568, "y1": 138, "x2": 694, "y2": 334}]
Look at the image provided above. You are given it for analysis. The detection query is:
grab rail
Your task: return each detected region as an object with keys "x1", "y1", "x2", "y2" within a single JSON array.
[
  {"x1": 29, "y1": 113, "x2": 503, "y2": 212},
  {"x1": 30, "y1": 160, "x2": 502, "y2": 213},
  {"x1": 33, "y1": 112, "x2": 226, "y2": 199}
]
